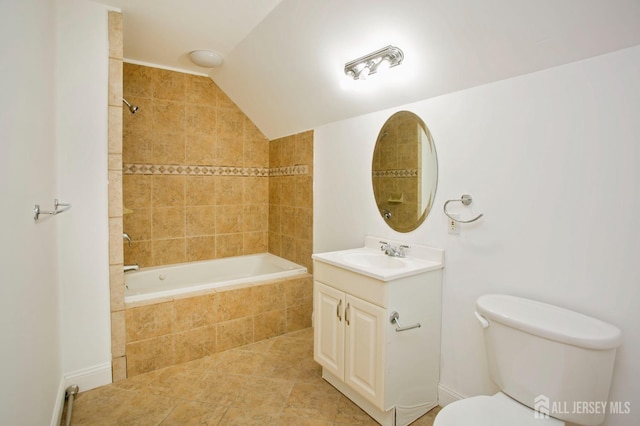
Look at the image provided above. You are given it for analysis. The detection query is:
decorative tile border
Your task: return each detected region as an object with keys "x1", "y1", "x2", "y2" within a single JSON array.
[
  {"x1": 269, "y1": 165, "x2": 309, "y2": 177},
  {"x1": 372, "y1": 169, "x2": 418, "y2": 178},
  {"x1": 123, "y1": 164, "x2": 309, "y2": 177}
]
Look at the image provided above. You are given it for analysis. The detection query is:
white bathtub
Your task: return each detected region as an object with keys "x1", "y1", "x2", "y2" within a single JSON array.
[{"x1": 124, "y1": 253, "x2": 307, "y2": 304}]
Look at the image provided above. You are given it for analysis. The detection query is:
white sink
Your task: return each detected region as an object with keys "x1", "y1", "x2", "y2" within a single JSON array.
[
  {"x1": 312, "y1": 237, "x2": 444, "y2": 281},
  {"x1": 341, "y1": 252, "x2": 405, "y2": 269}
]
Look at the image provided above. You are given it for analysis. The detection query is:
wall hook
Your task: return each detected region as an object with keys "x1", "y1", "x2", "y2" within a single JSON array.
[{"x1": 443, "y1": 194, "x2": 483, "y2": 223}]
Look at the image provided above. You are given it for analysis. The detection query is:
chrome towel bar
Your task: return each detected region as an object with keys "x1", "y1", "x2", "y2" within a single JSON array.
[
  {"x1": 390, "y1": 311, "x2": 421, "y2": 332},
  {"x1": 443, "y1": 194, "x2": 483, "y2": 223},
  {"x1": 34, "y1": 199, "x2": 72, "y2": 222}
]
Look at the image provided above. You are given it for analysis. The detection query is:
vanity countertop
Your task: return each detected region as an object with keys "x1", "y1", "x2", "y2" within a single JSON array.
[{"x1": 312, "y1": 236, "x2": 444, "y2": 281}]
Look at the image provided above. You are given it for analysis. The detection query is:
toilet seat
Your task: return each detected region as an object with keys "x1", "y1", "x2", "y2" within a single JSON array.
[{"x1": 434, "y1": 392, "x2": 564, "y2": 426}]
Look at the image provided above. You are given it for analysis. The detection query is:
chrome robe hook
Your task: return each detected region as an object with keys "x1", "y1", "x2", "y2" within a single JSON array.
[{"x1": 443, "y1": 194, "x2": 484, "y2": 223}]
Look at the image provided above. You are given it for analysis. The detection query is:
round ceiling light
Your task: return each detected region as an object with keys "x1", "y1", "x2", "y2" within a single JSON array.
[{"x1": 189, "y1": 50, "x2": 224, "y2": 68}]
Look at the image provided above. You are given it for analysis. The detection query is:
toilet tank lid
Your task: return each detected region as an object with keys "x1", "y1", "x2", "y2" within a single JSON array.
[{"x1": 476, "y1": 294, "x2": 622, "y2": 350}]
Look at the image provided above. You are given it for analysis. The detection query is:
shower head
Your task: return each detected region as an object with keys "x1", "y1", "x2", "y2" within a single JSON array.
[{"x1": 122, "y1": 98, "x2": 139, "y2": 114}]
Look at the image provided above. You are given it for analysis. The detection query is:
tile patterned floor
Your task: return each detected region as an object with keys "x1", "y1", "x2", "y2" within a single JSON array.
[{"x1": 69, "y1": 328, "x2": 441, "y2": 425}]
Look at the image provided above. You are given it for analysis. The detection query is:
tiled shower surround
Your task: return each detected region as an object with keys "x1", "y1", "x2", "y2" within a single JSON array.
[
  {"x1": 122, "y1": 63, "x2": 272, "y2": 266},
  {"x1": 117, "y1": 62, "x2": 314, "y2": 378},
  {"x1": 122, "y1": 63, "x2": 313, "y2": 272}
]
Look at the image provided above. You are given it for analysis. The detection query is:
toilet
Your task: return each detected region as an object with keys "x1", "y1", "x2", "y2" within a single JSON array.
[{"x1": 435, "y1": 294, "x2": 622, "y2": 426}]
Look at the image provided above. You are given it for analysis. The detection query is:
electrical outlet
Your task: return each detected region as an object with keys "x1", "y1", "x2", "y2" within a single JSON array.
[{"x1": 448, "y1": 214, "x2": 460, "y2": 234}]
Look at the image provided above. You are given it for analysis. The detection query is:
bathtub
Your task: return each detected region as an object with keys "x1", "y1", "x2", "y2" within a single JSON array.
[{"x1": 124, "y1": 253, "x2": 308, "y2": 304}]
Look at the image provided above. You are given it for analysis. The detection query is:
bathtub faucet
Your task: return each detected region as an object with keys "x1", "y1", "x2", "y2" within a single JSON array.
[{"x1": 124, "y1": 264, "x2": 139, "y2": 272}]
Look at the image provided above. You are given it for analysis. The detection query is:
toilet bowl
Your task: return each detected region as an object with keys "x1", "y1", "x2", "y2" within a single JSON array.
[
  {"x1": 434, "y1": 392, "x2": 563, "y2": 426},
  {"x1": 434, "y1": 294, "x2": 621, "y2": 426}
]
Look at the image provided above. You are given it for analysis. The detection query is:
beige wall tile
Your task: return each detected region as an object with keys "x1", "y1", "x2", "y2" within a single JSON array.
[
  {"x1": 111, "y1": 356, "x2": 127, "y2": 382},
  {"x1": 243, "y1": 231, "x2": 268, "y2": 254},
  {"x1": 123, "y1": 208, "x2": 151, "y2": 241},
  {"x1": 123, "y1": 63, "x2": 154, "y2": 98},
  {"x1": 126, "y1": 334, "x2": 175, "y2": 376},
  {"x1": 217, "y1": 317, "x2": 254, "y2": 352},
  {"x1": 175, "y1": 326, "x2": 217, "y2": 364},
  {"x1": 286, "y1": 304, "x2": 313, "y2": 333},
  {"x1": 111, "y1": 311, "x2": 126, "y2": 358},
  {"x1": 108, "y1": 12, "x2": 123, "y2": 60},
  {"x1": 254, "y1": 310, "x2": 286, "y2": 342},
  {"x1": 215, "y1": 233, "x2": 244, "y2": 258},
  {"x1": 108, "y1": 153, "x2": 122, "y2": 171},
  {"x1": 185, "y1": 133, "x2": 215, "y2": 165},
  {"x1": 152, "y1": 238, "x2": 185, "y2": 266},
  {"x1": 215, "y1": 205, "x2": 243, "y2": 234},
  {"x1": 124, "y1": 240, "x2": 152, "y2": 268},
  {"x1": 109, "y1": 218, "x2": 124, "y2": 265},
  {"x1": 153, "y1": 68, "x2": 185, "y2": 101},
  {"x1": 109, "y1": 264, "x2": 125, "y2": 312},
  {"x1": 108, "y1": 106, "x2": 123, "y2": 154},
  {"x1": 253, "y1": 283, "x2": 285, "y2": 314},
  {"x1": 174, "y1": 294, "x2": 216, "y2": 331},
  {"x1": 186, "y1": 236, "x2": 217, "y2": 261},
  {"x1": 244, "y1": 177, "x2": 268, "y2": 204},
  {"x1": 186, "y1": 206, "x2": 216, "y2": 236},
  {"x1": 125, "y1": 301, "x2": 174, "y2": 342},
  {"x1": 123, "y1": 175, "x2": 152, "y2": 210},
  {"x1": 216, "y1": 287, "x2": 253, "y2": 322},
  {"x1": 152, "y1": 207, "x2": 185, "y2": 239},
  {"x1": 108, "y1": 59, "x2": 123, "y2": 106},
  {"x1": 185, "y1": 74, "x2": 217, "y2": 106},
  {"x1": 284, "y1": 276, "x2": 313, "y2": 308},
  {"x1": 185, "y1": 176, "x2": 215, "y2": 206},
  {"x1": 108, "y1": 171, "x2": 123, "y2": 218},
  {"x1": 152, "y1": 175, "x2": 185, "y2": 207},
  {"x1": 215, "y1": 177, "x2": 244, "y2": 205}
]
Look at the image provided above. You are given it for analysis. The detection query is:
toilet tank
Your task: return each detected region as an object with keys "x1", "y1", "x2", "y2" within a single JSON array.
[{"x1": 476, "y1": 294, "x2": 622, "y2": 426}]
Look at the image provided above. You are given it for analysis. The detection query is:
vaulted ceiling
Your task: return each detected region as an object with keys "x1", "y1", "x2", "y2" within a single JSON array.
[{"x1": 94, "y1": 0, "x2": 640, "y2": 139}]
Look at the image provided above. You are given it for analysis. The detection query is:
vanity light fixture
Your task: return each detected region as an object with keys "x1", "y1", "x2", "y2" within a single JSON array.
[
  {"x1": 344, "y1": 45, "x2": 404, "y2": 80},
  {"x1": 189, "y1": 50, "x2": 223, "y2": 68}
]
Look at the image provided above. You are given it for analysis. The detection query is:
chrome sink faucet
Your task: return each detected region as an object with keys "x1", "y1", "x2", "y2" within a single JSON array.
[{"x1": 379, "y1": 241, "x2": 410, "y2": 258}]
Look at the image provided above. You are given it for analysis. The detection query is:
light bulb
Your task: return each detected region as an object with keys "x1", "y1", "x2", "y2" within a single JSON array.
[
  {"x1": 375, "y1": 57, "x2": 391, "y2": 74},
  {"x1": 358, "y1": 65, "x2": 371, "y2": 80}
]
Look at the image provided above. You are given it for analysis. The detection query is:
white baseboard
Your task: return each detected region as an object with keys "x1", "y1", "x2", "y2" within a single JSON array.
[
  {"x1": 438, "y1": 383, "x2": 467, "y2": 407},
  {"x1": 50, "y1": 362, "x2": 112, "y2": 426},
  {"x1": 63, "y1": 362, "x2": 112, "y2": 392}
]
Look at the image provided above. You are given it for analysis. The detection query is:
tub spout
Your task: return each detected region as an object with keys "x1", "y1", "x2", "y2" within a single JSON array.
[{"x1": 124, "y1": 264, "x2": 139, "y2": 272}]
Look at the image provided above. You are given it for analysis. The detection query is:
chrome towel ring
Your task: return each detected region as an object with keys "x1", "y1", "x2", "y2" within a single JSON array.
[{"x1": 443, "y1": 194, "x2": 484, "y2": 223}]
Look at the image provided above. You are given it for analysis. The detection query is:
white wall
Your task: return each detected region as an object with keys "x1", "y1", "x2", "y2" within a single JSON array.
[
  {"x1": 314, "y1": 45, "x2": 640, "y2": 426},
  {"x1": 56, "y1": 0, "x2": 112, "y2": 390},
  {"x1": 0, "y1": 0, "x2": 61, "y2": 424},
  {"x1": 0, "y1": 0, "x2": 112, "y2": 423}
]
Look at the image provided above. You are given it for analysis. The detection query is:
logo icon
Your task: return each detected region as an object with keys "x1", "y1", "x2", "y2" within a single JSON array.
[{"x1": 534, "y1": 394, "x2": 550, "y2": 419}]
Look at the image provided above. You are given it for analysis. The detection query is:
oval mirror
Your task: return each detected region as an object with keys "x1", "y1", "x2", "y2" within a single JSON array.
[{"x1": 372, "y1": 111, "x2": 438, "y2": 232}]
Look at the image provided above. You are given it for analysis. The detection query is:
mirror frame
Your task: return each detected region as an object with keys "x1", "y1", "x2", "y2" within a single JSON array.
[{"x1": 372, "y1": 111, "x2": 438, "y2": 232}]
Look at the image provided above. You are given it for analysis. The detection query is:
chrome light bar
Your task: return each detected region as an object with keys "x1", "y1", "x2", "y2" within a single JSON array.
[{"x1": 344, "y1": 45, "x2": 404, "y2": 80}]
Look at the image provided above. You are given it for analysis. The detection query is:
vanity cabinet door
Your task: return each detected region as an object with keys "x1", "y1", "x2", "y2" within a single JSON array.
[
  {"x1": 344, "y1": 295, "x2": 385, "y2": 409},
  {"x1": 314, "y1": 281, "x2": 345, "y2": 379}
]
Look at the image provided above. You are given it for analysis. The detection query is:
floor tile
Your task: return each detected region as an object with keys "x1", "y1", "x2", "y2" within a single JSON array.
[{"x1": 70, "y1": 327, "x2": 440, "y2": 425}]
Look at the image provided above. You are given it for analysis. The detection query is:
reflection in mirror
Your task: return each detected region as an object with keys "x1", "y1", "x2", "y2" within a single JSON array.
[{"x1": 372, "y1": 111, "x2": 438, "y2": 232}]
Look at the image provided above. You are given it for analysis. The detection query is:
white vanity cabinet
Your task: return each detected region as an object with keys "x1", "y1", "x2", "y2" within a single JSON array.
[
  {"x1": 315, "y1": 281, "x2": 386, "y2": 406},
  {"x1": 312, "y1": 239, "x2": 444, "y2": 426}
]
